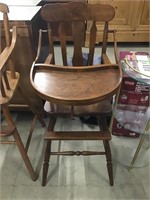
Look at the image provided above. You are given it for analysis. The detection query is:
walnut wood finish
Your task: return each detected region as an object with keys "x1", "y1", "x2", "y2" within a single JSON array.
[
  {"x1": 0, "y1": 3, "x2": 45, "y2": 181},
  {"x1": 30, "y1": 2, "x2": 122, "y2": 186}
]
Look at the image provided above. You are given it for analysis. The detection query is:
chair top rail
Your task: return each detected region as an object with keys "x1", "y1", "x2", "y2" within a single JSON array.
[{"x1": 41, "y1": 2, "x2": 115, "y2": 22}]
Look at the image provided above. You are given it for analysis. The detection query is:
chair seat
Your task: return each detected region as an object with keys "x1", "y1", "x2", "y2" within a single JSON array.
[
  {"x1": 0, "y1": 71, "x2": 20, "y2": 105},
  {"x1": 44, "y1": 99, "x2": 112, "y2": 115},
  {"x1": 32, "y1": 64, "x2": 121, "y2": 106}
]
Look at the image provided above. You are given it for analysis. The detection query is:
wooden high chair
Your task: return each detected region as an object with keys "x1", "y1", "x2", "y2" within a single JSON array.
[
  {"x1": 0, "y1": 3, "x2": 45, "y2": 181},
  {"x1": 30, "y1": 2, "x2": 122, "y2": 186}
]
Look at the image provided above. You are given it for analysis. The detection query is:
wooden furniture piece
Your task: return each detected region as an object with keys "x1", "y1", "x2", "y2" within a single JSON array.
[
  {"x1": 0, "y1": 5, "x2": 43, "y2": 110},
  {"x1": 0, "y1": 3, "x2": 45, "y2": 180},
  {"x1": 30, "y1": 2, "x2": 122, "y2": 186},
  {"x1": 87, "y1": 0, "x2": 149, "y2": 43}
]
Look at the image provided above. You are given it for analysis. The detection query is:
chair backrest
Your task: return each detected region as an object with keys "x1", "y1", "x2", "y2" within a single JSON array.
[
  {"x1": 40, "y1": 2, "x2": 116, "y2": 66},
  {"x1": 0, "y1": 3, "x2": 18, "y2": 105}
]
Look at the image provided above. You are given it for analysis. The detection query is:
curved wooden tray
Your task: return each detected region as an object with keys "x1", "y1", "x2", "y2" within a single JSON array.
[{"x1": 31, "y1": 63, "x2": 122, "y2": 106}]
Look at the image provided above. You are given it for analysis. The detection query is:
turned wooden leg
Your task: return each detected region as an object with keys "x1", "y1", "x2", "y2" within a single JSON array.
[
  {"x1": 42, "y1": 116, "x2": 56, "y2": 186},
  {"x1": 97, "y1": 114, "x2": 114, "y2": 186},
  {"x1": 42, "y1": 140, "x2": 51, "y2": 186},
  {"x1": 103, "y1": 140, "x2": 114, "y2": 186}
]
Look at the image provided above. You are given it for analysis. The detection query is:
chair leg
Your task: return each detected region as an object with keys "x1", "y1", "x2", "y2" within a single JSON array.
[
  {"x1": 13, "y1": 128, "x2": 38, "y2": 181},
  {"x1": 2, "y1": 106, "x2": 37, "y2": 181},
  {"x1": 42, "y1": 140, "x2": 51, "y2": 186},
  {"x1": 103, "y1": 140, "x2": 114, "y2": 186},
  {"x1": 26, "y1": 115, "x2": 37, "y2": 152},
  {"x1": 97, "y1": 113, "x2": 108, "y2": 131},
  {"x1": 97, "y1": 114, "x2": 114, "y2": 186},
  {"x1": 2, "y1": 107, "x2": 15, "y2": 125},
  {"x1": 42, "y1": 116, "x2": 56, "y2": 186},
  {"x1": 47, "y1": 116, "x2": 57, "y2": 131},
  {"x1": 18, "y1": 86, "x2": 45, "y2": 127}
]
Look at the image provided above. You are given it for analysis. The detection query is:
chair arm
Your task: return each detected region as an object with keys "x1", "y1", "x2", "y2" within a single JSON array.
[
  {"x1": 11, "y1": 26, "x2": 17, "y2": 51},
  {"x1": 108, "y1": 30, "x2": 119, "y2": 64},
  {"x1": 34, "y1": 29, "x2": 43, "y2": 63},
  {"x1": 35, "y1": 29, "x2": 54, "y2": 64},
  {"x1": 102, "y1": 30, "x2": 119, "y2": 64},
  {"x1": 0, "y1": 26, "x2": 17, "y2": 72}
]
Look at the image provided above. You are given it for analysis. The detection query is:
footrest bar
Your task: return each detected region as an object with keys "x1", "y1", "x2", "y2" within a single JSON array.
[
  {"x1": 45, "y1": 131, "x2": 111, "y2": 140},
  {"x1": 51, "y1": 151, "x2": 106, "y2": 156}
]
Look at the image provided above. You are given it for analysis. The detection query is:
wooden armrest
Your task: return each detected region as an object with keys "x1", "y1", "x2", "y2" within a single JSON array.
[
  {"x1": 35, "y1": 29, "x2": 54, "y2": 64},
  {"x1": 112, "y1": 30, "x2": 119, "y2": 64},
  {"x1": 0, "y1": 26, "x2": 17, "y2": 72},
  {"x1": 108, "y1": 30, "x2": 119, "y2": 64},
  {"x1": 34, "y1": 29, "x2": 43, "y2": 62},
  {"x1": 102, "y1": 30, "x2": 118, "y2": 65}
]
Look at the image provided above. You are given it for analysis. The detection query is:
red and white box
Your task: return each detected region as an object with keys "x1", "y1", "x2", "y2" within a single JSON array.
[
  {"x1": 118, "y1": 76, "x2": 150, "y2": 107},
  {"x1": 112, "y1": 51, "x2": 150, "y2": 138}
]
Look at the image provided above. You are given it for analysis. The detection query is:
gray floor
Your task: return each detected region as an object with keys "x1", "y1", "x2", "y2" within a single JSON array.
[{"x1": 0, "y1": 43, "x2": 150, "y2": 200}]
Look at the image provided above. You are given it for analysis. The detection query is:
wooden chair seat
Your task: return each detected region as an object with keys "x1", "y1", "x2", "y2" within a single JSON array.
[{"x1": 44, "y1": 100, "x2": 112, "y2": 115}]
